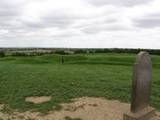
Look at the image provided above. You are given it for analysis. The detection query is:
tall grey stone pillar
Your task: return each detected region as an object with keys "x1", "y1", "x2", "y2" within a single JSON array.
[{"x1": 124, "y1": 51, "x2": 156, "y2": 120}]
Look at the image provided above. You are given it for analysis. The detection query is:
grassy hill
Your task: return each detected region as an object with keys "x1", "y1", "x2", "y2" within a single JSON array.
[{"x1": 0, "y1": 53, "x2": 160, "y2": 112}]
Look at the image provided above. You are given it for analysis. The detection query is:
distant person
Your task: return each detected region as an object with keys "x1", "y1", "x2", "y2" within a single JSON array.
[{"x1": 61, "y1": 56, "x2": 64, "y2": 64}]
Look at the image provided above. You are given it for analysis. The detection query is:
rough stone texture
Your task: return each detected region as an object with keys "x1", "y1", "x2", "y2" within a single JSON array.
[
  {"x1": 124, "y1": 107, "x2": 155, "y2": 120},
  {"x1": 123, "y1": 51, "x2": 156, "y2": 120},
  {"x1": 131, "y1": 51, "x2": 152, "y2": 112}
]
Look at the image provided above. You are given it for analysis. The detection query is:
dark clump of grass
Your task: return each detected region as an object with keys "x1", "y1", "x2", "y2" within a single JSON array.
[
  {"x1": 0, "y1": 105, "x2": 14, "y2": 115},
  {"x1": 65, "y1": 116, "x2": 82, "y2": 120}
]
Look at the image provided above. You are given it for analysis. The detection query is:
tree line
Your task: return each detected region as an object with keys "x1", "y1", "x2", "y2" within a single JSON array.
[{"x1": 0, "y1": 48, "x2": 160, "y2": 57}]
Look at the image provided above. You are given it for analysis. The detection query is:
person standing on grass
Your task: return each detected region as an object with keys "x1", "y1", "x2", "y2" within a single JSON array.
[{"x1": 61, "y1": 56, "x2": 65, "y2": 64}]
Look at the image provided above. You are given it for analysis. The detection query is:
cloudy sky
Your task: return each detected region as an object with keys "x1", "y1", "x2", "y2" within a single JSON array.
[{"x1": 0, "y1": 0, "x2": 160, "y2": 48}]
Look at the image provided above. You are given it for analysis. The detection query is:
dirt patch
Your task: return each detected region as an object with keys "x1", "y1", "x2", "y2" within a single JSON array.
[
  {"x1": 25, "y1": 96, "x2": 52, "y2": 104},
  {"x1": 0, "y1": 97, "x2": 160, "y2": 120}
]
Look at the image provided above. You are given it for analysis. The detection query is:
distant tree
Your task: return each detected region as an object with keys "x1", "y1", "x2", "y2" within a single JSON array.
[
  {"x1": 11, "y1": 52, "x2": 27, "y2": 56},
  {"x1": 55, "y1": 50, "x2": 66, "y2": 55},
  {"x1": 0, "y1": 51, "x2": 5, "y2": 57},
  {"x1": 74, "y1": 49, "x2": 86, "y2": 54}
]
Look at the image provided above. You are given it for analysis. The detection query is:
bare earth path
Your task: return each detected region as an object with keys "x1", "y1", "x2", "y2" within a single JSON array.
[{"x1": 0, "y1": 97, "x2": 160, "y2": 120}]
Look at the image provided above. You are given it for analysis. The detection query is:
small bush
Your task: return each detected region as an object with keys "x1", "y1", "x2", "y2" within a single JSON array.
[
  {"x1": 74, "y1": 49, "x2": 86, "y2": 54},
  {"x1": 11, "y1": 52, "x2": 27, "y2": 56},
  {"x1": 0, "y1": 51, "x2": 5, "y2": 57},
  {"x1": 55, "y1": 50, "x2": 67, "y2": 55}
]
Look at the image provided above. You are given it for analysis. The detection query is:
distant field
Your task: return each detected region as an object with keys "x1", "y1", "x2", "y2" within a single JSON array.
[{"x1": 0, "y1": 53, "x2": 160, "y2": 112}]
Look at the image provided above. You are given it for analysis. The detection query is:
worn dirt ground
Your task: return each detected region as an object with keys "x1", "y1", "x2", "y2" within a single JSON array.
[
  {"x1": 25, "y1": 96, "x2": 52, "y2": 104},
  {"x1": 0, "y1": 97, "x2": 160, "y2": 120}
]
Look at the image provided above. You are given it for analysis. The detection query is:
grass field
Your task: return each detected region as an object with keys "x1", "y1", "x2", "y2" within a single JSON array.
[{"x1": 0, "y1": 53, "x2": 160, "y2": 112}]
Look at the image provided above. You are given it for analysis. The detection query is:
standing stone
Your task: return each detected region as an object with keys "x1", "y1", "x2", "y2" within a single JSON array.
[{"x1": 124, "y1": 51, "x2": 156, "y2": 120}]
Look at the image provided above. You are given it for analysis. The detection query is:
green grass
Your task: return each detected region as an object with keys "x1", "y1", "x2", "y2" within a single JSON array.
[
  {"x1": 65, "y1": 116, "x2": 82, "y2": 120},
  {"x1": 0, "y1": 53, "x2": 160, "y2": 112}
]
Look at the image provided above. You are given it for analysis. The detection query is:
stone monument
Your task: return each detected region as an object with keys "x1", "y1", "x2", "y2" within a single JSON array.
[{"x1": 124, "y1": 51, "x2": 156, "y2": 120}]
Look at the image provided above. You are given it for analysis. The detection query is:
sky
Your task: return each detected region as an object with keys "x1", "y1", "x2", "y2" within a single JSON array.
[{"x1": 0, "y1": 0, "x2": 160, "y2": 49}]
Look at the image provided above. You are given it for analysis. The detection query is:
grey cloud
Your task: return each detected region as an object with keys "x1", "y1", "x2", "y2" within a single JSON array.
[
  {"x1": 0, "y1": 8, "x2": 18, "y2": 17},
  {"x1": 81, "y1": 26, "x2": 101, "y2": 34},
  {"x1": 0, "y1": 0, "x2": 25, "y2": 15},
  {"x1": 0, "y1": 0, "x2": 119, "y2": 33},
  {"x1": 105, "y1": 25, "x2": 129, "y2": 31},
  {"x1": 133, "y1": 13, "x2": 160, "y2": 28},
  {"x1": 74, "y1": 16, "x2": 118, "y2": 29},
  {"x1": 19, "y1": 8, "x2": 80, "y2": 30},
  {"x1": 82, "y1": 24, "x2": 129, "y2": 34},
  {"x1": 0, "y1": 0, "x2": 25, "y2": 32},
  {"x1": 87, "y1": 0, "x2": 152, "y2": 7},
  {"x1": 1, "y1": 0, "x2": 160, "y2": 49},
  {"x1": 22, "y1": 10, "x2": 90, "y2": 30},
  {"x1": 80, "y1": 17, "x2": 129, "y2": 34},
  {"x1": 21, "y1": 17, "x2": 74, "y2": 30},
  {"x1": 41, "y1": 15, "x2": 75, "y2": 28},
  {"x1": 0, "y1": 16, "x2": 23, "y2": 31}
]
